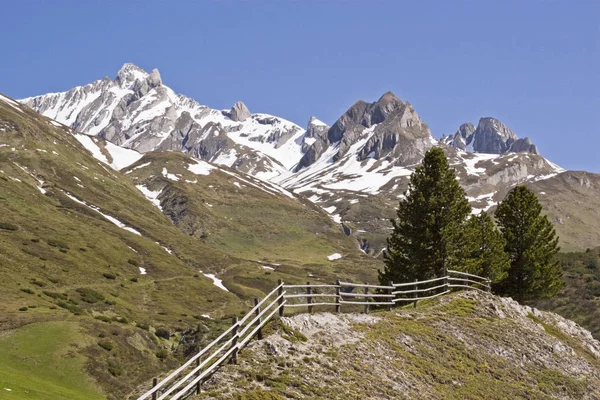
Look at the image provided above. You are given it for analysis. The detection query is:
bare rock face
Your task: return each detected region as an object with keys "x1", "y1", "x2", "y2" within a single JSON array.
[
  {"x1": 229, "y1": 101, "x2": 251, "y2": 122},
  {"x1": 509, "y1": 137, "x2": 538, "y2": 154},
  {"x1": 444, "y1": 118, "x2": 539, "y2": 155},
  {"x1": 472, "y1": 117, "x2": 518, "y2": 153},
  {"x1": 295, "y1": 91, "x2": 433, "y2": 170},
  {"x1": 441, "y1": 122, "x2": 475, "y2": 151},
  {"x1": 147, "y1": 68, "x2": 162, "y2": 88},
  {"x1": 306, "y1": 116, "x2": 329, "y2": 139}
]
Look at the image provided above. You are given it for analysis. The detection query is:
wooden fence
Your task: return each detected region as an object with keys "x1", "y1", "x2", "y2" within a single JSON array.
[
  {"x1": 282, "y1": 269, "x2": 490, "y2": 313},
  {"x1": 136, "y1": 270, "x2": 490, "y2": 399}
]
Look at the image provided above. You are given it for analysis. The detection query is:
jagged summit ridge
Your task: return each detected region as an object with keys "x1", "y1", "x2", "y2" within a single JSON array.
[
  {"x1": 295, "y1": 91, "x2": 433, "y2": 172},
  {"x1": 20, "y1": 63, "x2": 306, "y2": 179},
  {"x1": 443, "y1": 117, "x2": 539, "y2": 155}
]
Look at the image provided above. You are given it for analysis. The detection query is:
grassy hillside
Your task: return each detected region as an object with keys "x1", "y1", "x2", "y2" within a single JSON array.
[
  {"x1": 196, "y1": 292, "x2": 600, "y2": 400},
  {"x1": 0, "y1": 94, "x2": 380, "y2": 399},
  {"x1": 123, "y1": 151, "x2": 381, "y2": 295}
]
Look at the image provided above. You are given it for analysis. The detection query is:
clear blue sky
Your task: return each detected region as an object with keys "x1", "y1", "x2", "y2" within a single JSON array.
[{"x1": 1, "y1": 1, "x2": 598, "y2": 171}]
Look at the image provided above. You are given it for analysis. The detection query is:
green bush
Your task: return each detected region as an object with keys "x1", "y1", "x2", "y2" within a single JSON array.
[
  {"x1": 137, "y1": 323, "x2": 150, "y2": 331},
  {"x1": 31, "y1": 280, "x2": 46, "y2": 287},
  {"x1": 57, "y1": 301, "x2": 82, "y2": 314},
  {"x1": 0, "y1": 222, "x2": 18, "y2": 231},
  {"x1": 155, "y1": 349, "x2": 169, "y2": 360},
  {"x1": 94, "y1": 315, "x2": 112, "y2": 323},
  {"x1": 107, "y1": 361, "x2": 122, "y2": 377},
  {"x1": 77, "y1": 288, "x2": 105, "y2": 304},
  {"x1": 102, "y1": 273, "x2": 116, "y2": 280},
  {"x1": 18, "y1": 307, "x2": 28, "y2": 312},
  {"x1": 155, "y1": 328, "x2": 170, "y2": 340},
  {"x1": 46, "y1": 239, "x2": 69, "y2": 249},
  {"x1": 130, "y1": 277, "x2": 138, "y2": 282},
  {"x1": 127, "y1": 259, "x2": 138, "y2": 266},
  {"x1": 98, "y1": 341, "x2": 113, "y2": 351},
  {"x1": 43, "y1": 291, "x2": 68, "y2": 300},
  {"x1": 20, "y1": 288, "x2": 35, "y2": 295}
]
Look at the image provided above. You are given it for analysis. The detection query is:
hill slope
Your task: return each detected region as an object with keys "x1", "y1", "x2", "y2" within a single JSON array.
[
  {"x1": 196, "y1": 291, "x2": 600, "y2": 400},
  {"x1": 0, "y1": 92, "x2": 376, "y2": 399}
]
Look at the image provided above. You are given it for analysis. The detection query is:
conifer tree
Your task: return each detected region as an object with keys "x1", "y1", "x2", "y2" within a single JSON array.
[
  {"x1": 465, "y1": 211, "x2": 510, "y2": 283},
  {"x1": 379, "y1": 147, "x2": 471, "y2": 284},
  {"x1": 494, "y1": 186, "x2": 562, "y2": 303}
]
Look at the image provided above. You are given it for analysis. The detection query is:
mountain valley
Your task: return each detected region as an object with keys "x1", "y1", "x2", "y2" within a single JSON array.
[{"x1": 2, "y1": 62, "x2": 600, "y2": 399}]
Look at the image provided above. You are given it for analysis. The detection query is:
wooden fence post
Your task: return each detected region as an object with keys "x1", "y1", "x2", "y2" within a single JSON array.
[
  {"x1": 413, "y1": 279, "x2": 418, "y2": 308},
  {"x1": 388, "y1": 281, "x2": 394, "y2": 311},
  {"x1": 335, "y1": 280, "x2": 341, "y2": 314},
  {"x1": 152, "y1": 377, "x2": 158, "y2": 400},
  {"x1": 195, "y1": 348, "x2": 201, "y2": 394},
  {"x1": 230, "y1": 316, "x2": 239, "y2": 365},
  {"x1": 277, "y1": 279, "x2": 284, "y2": 317},
  {"x1": 486, "y1": 278, "x2": 491, "y2": 293},
  {"x1": 364, "y1": 282, "x2": 369, "y2": 314},
  {"x1": 444, "y1": 267, "x2": 449, "y2": 292},
  {"x1": 254, "y1": 298, "x2": 263, "y2": 340},
  {"x1": 307, "y1": 282, "x2": 313, "y2": 314}
]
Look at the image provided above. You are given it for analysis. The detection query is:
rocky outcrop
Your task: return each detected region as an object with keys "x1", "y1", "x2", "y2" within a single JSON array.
[
  {"x1": 509, "y1": 137, "x2": 538, "y2": 154},
  {"x1": 441, "y1": 122, "x2": 475, "y2": 151},
  {"x1": 295, "y1": 92, "x2": 433, "y2": 170},
  {"x1": 229, "y1": 101, "x2": 251, "y2": 122},
  {"x1": 444, "y1": 118, "x2": 539, "y2": 155},
  {"x1": 200, "y1": 291, "x2": 600, "y2": 399}
]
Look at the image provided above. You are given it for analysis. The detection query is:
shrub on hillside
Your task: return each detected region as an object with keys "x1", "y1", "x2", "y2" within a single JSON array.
[
  {"x1": 77, "y1": 287, "x2": 105, "y2": 304},
  {"x1": 46, "y1": 239, "x2": 69, "y2": 249},
  {"x1": 98, "y1": 341, "x2": 113, "y2": 351},
  {"x1": 42, "y1": 291, "x2": 68, "y2": 300},
  {"x1": 0, "y1": 222, "x2": 18, "y2": 231},
  {"x1": 102, "y1": 273, "x2": 116, "y2": 280},
  {"x1": 155, "y1": 328, "x2": 170, "y2": 340},
  {"x1": 156, "y1": 349, "x2": 169, "y2": 360}
]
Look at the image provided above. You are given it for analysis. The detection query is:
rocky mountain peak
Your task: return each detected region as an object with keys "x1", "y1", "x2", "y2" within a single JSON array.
[
  {"x1": 477, "y1": 117, "x2": 517, "y2": 141},
  {"x1": 115, "y1": 62, "x2": 149, "y2": 86},
  {"x1": 294, "y1": 91, "x2": 433, "y2": 171},
  {"x1": 443, "y1": 117, "x2": 538, "y2": 155},
  {"x1": 148, "y1": 68, "x2": 162, "y2": 88},
  {"x1": 229, "y1": 101, "x2": 251, "y2": 122}
]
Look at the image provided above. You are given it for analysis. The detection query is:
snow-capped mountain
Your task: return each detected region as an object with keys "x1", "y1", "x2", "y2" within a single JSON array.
[
  {"x1": 21, "y1": 63, "x2": 313, "y2": 180},
  {"x1": 20, "y1": 63, "x2": 579, "y2": 253}
]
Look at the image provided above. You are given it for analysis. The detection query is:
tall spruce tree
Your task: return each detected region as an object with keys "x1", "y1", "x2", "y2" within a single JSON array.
[
  {"x1": 495, "y1": 186, "x2": 562, "y2": 303},
  {"x1": 379, "y1": 147, "x2": 471, "y2": 284},
  {"x1": 465, "y1": 211, "x2": 510, "y2": 283}
]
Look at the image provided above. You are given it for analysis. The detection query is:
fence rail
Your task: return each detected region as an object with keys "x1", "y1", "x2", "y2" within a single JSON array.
[{"x1": 137, "y1": 270, "x2": 491, "y2": 399}]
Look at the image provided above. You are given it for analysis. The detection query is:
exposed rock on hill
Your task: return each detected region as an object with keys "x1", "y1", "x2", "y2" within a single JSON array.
[{"x1": 197, "y1": 291, "x2": 600, "y2": 400}]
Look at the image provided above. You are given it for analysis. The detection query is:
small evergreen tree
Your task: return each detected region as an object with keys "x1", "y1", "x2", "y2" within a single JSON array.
[
  {"x1": 465, "y1": 211, "x2": 510, "y2": 283},
  {"x1": 495, "y1": 186, "x2": 562, "y2": 303},
  {"x1": 379, "y1": 147, "x2": 471, "y2": 284}
]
